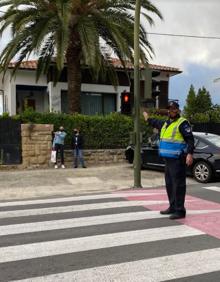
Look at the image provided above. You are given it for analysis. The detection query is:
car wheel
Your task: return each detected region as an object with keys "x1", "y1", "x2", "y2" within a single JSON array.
[{"x1": 192, "y1": 161, "x2": 212, "y2": 183}]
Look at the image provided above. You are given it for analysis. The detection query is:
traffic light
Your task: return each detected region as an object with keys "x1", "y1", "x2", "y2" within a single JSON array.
[{"x1": 121, "y1": 91, "x2": 131, "y2": 115}]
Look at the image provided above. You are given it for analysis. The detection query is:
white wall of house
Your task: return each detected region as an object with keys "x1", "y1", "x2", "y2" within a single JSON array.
[
  {"x1": 0, "y1": 70, "x2": 48, "y2": 115},
  {"x1": 0, "y1": 67, "x2": 174, "y2": 115},
  {"x1": 0, "y1": 80, "x2": 4, "y2": 115},
  {"x1": 48, "y1": 82, "x2": 66, "y2": 112},
  {"x1": 1, "y1": 69, "x2": 130, "y2": 114},
  {"x1": 2, "y1": 73, "x2": 13, "y2": 114}
]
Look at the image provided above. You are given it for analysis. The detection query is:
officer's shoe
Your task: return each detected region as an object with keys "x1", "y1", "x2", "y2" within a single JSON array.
[
  {"x1": 169, "y1": 213, "x2": 186, "y2": 220},
  {"x1": 160, "y1": 208, "x2": 175, "y2": 215}
]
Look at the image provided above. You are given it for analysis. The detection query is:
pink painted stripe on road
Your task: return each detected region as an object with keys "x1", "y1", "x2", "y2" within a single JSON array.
[
  {"x1": 125, "y1": 194, "x2": 168, "y2": 201},
  {"x1": 143, "y1": 196, "x2": 220, "y2": 211},
  {"x1": 114, "y1": 189, "x2": 220, "y2": 240},
  {"x1": 125, "y1": 194, "x2": 196, "y2": 202},
  {"x1": 114, "y1": 188, "x2": 165, "y2": 194},
  {"x1": 178, "y1": 212, "x2": 220, "y2": 239}
]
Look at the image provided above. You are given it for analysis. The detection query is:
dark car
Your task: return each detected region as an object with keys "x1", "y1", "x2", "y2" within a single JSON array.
[{"x1": 125, "y1": 132, "x2": 220, "y2": 183}]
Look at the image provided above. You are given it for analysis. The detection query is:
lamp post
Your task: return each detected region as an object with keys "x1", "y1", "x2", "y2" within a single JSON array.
[{"x1": 133, "y1": 0, "x2": 142, "y2": 188}]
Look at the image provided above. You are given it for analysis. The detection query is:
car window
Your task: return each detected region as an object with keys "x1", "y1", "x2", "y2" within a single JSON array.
[
  {"x1": 195, "y1": 140, "x2": 208, "y2": 149},
  {"x1": 203, "y1": 135, "x2": 220, "y2": 147}
]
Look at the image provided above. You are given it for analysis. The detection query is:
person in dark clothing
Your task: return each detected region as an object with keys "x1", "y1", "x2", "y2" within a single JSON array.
[
  {"x1": 143, "y1": 101, "x2": 194, "y2": 219},
  {"x1": 72, "y1": 128, "x2": 86, "y2": 168}
]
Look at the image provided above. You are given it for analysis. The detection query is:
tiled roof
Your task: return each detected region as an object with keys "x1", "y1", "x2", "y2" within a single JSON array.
[
  {"x1": 111, "y1": 58, "x2": 181, "y2": 73},
  {"x1": 8, "y1": 59, "x2": 181, "y2": 73},
  {"x1": 9, "y1": 60, "x2": 38, "y2": 70}
]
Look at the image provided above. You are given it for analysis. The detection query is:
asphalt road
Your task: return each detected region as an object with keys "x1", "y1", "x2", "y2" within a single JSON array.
[{"x1": 0, "y1": 180, "x2": 220, "y2": 281}]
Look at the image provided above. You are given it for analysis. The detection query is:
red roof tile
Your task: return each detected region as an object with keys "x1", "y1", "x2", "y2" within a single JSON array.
[
  {"x1": 9, "y1": 60, "x2": 38, "y2": 70},
  {"x1": 111, "y1": 58, "x2": 181, "y2": 73},
  {"x1": 9, "y1": 59, "x2": 181, "y2": 73}
]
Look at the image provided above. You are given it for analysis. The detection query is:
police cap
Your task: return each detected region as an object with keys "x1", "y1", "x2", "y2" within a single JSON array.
[{"x1": 167, "y1": 101, "x2": 180, "y2": 109}]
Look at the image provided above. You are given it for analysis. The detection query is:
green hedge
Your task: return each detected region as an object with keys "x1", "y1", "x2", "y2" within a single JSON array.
[{"x1": 1, "y1": 110, "x2": 153, "y2": 149}]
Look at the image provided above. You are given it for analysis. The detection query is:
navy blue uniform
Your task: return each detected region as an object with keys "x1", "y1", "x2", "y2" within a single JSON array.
[{"x1": 148, "y1": 115, "x2": 194, "y2": 216}]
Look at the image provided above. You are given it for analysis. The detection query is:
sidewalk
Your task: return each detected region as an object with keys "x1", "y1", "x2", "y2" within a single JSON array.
[{"x1": 0, "y1": 163, "x2": 197, "y2": 201}]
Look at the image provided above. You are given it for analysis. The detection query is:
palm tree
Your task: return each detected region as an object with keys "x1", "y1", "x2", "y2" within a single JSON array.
[{"x1": 0, "y1": 0, "x2": 162, "y2": 113}]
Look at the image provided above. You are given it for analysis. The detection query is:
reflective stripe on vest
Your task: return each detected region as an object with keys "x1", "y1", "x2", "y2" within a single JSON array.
[{"x1": 159, "y1": 117, "x2": 187, "y2": 158}]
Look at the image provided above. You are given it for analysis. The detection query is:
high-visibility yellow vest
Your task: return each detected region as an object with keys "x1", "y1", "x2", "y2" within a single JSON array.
[{"x1": 159, "y1": 117, "x2": 187, "y2": 158}]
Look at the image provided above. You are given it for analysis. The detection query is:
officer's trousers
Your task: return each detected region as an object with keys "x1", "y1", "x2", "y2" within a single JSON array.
[{"x1": 164, "y1": 156, "x2": 186, "y2": 214}]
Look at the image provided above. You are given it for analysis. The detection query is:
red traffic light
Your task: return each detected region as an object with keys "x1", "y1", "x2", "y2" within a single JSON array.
[
  {"x1": 121, "y1": 92, "x2": 131, "y2": 115},
  {"x1": 124, "y1": 94, "x2": 129, "y2": 103}
]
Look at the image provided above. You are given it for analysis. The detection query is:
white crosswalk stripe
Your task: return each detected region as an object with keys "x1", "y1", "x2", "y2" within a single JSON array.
[
  {"x1": 0, "y1": 225, "x2": 203, "y2": 264},
  {"x1": 202, "y1": 186, "x2": 220, "y2": 192},
  {"x1": 15, "y1": 248, "x2": 220, "y2": 282},
  {"x1": 0, "y1": 191, "x2": 219, "y2": 282},
  {"x1": 0, "y1": 200, "x2": 170, "y2": 218},
  {"x1": 1, "y1": 209, "x2": 219, "y2": 237},
  {"x1": 0, "y1": 192, "x2": 166, "y2": 207}
]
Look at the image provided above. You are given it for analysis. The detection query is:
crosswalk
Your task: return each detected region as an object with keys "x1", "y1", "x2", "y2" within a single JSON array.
[{"x1": 0, "y1": 189, "x2": 220, "y2": 281}]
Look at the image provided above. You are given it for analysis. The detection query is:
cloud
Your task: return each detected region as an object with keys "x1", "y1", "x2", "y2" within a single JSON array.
[
  {"x1": 169, "y1": 63, "x2": 220, "y2": 108},
  {"x1": 147, "y1": 0, "x2": 220, "y2": 106},
  {"x1": 148, "y1": 0, "x2": 220, "y2": 69}
]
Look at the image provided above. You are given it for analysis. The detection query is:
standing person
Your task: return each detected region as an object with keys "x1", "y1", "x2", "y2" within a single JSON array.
[
  {"x1": 72, "y1": 128, "x2": 86, "y2": 168},
  {"x1": 52, "y1": 126, "x2": 67, "y2": 169},
  {"x1": 143, "y1": 101, "x2": 194, "y2": 219}
]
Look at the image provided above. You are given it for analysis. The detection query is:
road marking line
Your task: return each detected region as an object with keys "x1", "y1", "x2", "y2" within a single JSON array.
[
  {"x1": 0, "y1": 200, "x2": 170, "y2": 218},
  {"x1": 0, "y1": 211, "x2": 165, "y2": 236},
  {"x1": 0, "y1": 192, "x2": 166, "y2": 208},
  {"x1": 14, "y1": 247, "x2": 220, "y2": 282},
  {"x1": 0, "y1": 225, "x2": 203, "y2": 264},
  {"x1": 203, "y1": 186, "x2": 220, "y2": 192},
  {"x1": 0, "y1": 209, "x2": 218, "y2": 237}
]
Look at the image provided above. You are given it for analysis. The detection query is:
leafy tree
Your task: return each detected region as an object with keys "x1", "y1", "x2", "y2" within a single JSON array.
[
  {"x1": 183, "y1": 84, "x2": 197, "y2": 120},
  {"x1": 195, "y1": 87, "x2": 212, "y2": 113},
  {"x1": 0, "y1": 0, "x2": 163, "y2": 113},
  {"x1": 184, "y1": 85, "x2": 213, "y2": 120}
]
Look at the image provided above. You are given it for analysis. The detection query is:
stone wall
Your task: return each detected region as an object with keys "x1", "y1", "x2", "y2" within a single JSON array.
[
  {"x1": 18, "y1": 124, "x2": 126, "y2": 169},
  {"x1": 21, "y1": 124, "x2": 54, "y2": 169},
  {"x1": 61, "y1": 149, "x2": 126, "y2": 168}
]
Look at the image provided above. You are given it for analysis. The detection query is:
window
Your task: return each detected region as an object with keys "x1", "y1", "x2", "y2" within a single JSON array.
[
  {"x1": 61, "y1": 91, "x2": 68, "y2": 113},
  {"x1": 16, "y1": 85, "x2": 47, "y2": 113},
  {"x1": 81, "y1": 92, "x2": 116, "y2": 115},
  {"x1": 195, "y1": 139, "x2": 208, "y2": 150},
  {"x1": 203, "y1": 135, "x2": 220, "y2": 147},
  {"x1": 61, "y1": 91, "x2": 116, "y2": 115}
]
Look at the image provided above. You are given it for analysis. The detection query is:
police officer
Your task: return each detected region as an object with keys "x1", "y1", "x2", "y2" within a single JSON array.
[{"x1": 143, "y1": 101, "x2": 194, "y2": 219}]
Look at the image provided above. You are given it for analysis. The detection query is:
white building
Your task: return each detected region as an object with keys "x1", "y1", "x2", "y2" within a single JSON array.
[{"x1": 0, "y1": 59, "x2": 181, "y2": 115}]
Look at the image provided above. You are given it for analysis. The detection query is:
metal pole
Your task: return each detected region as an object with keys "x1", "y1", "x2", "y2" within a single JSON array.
[{"x1": 133, "y1": 0, "x2": 142, "y2": 188}]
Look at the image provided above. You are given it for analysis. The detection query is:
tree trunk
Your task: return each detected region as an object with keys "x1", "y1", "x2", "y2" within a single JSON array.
[{"x1": 66, "y1": 30, "x2": 82, "y2": 113}]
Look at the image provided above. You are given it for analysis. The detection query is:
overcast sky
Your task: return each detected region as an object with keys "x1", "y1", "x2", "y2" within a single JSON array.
[
  {"x1": 1, "y1": 0, "x2": 220, "y2": 109},
  {"x1": 148, "y1": 0, "x2": 220, "y2": 108}
]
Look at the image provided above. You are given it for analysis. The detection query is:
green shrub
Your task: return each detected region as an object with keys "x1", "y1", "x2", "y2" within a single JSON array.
[
  {"x1": 189, "y1": 113, "x2": 210, "y2": 123},
  {"x1": 1, "y1": 109, "x2": 154, "y2": 149}
]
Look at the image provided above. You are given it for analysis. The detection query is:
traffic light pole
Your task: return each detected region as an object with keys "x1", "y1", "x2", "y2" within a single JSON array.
[{"x1": 133, "y1": 0, "x2": 142, "y2": 188}]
